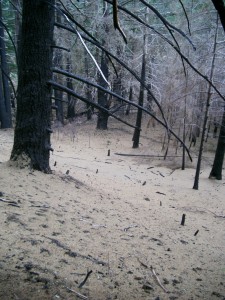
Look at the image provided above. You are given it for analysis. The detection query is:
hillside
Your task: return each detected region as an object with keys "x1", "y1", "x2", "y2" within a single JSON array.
[{"x1": 0, "y1": 117, "x2": 224, "y2": 300}]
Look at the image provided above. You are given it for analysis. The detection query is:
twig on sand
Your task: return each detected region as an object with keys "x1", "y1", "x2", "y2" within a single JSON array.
[
  {"x1": 156, "y1": 191, "x2": 166, "y2": 196},
  {"x1": 115, "y1": 153, "x2": 182, "y2": 158},
  {"x1": 66, "y1": 287, "x2": 88, "y2": 299},
  {"x1": 0, "y1": 198, "x2": 20, "y2": 207},
  {"x1": 151, "y1": 266, "x2": 168, "y2": 293},
  {"x1": 124, "y1": 224, "x2": 138, "y2": 231},
  {"x1": 78, "y1": 270, "x2": 93, "y2": 288},
  {"x1": 137, "y1": 258, "x2": 168, "y2": 293},
  {"x1": 44, "y1": 236, "x2": 108, "y2": 266},
  {"x1": 182, "y1": 206, "x2": 225, "y2": 219}
]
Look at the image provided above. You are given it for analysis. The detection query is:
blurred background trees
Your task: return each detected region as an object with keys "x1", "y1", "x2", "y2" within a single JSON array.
[{"x1": 0, "y1": 0, "x2": 224, "y2": 181}]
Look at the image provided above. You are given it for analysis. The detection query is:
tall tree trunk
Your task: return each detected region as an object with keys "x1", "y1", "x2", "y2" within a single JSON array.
[
  {"x1": 125, "y1": 86, "x2": 133, "y2": 116},
  {"x1": 10, "y1": 0, "x2": 55, "y2": 173},
  {"x1": 53, "y1": 4, "x2": 64, "y2": 124},
  {"x1": 84, "y1": 51, "x2": 93, "y2": 120},
  {"x1": 96, "y1": 50, "x2": 110, "y2": 130},
  {"x1": 112, "y1": 46, "x2": 124, "y2": 114},
  {"x1": 209, "y1": 106, "x2": 225, "y2": 180},
  {"x1": 132, "y1": 41, "x2": 146, "y2": 148},
  {"x1": 0, "y1": 1, "x2": 12, "y2": 128},
  {"x1": 97, "y1": 1, "x2": 110, "y2": 130},
  {"x1": 193, "y1": 15, "x2": 218, "y2": 189},
  {"x1": 11, "y1": 0, "x2": 22, "y2": 49},
  {"x1": 208, "y1": 4, "x2": 225, "y2": 180},
  {"x1": 182, "y1": 77, "x2": 188, "y2": 170},
  {"x1": 53, "y1": 48, "x2": 64, "y2": 124},
  {"x1": 66, "y1": 58, "x2": 76, "y2": 120}
]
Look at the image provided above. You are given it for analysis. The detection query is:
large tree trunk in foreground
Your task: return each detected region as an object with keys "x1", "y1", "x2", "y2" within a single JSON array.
[{"x1": 10, "y1": 0, "x2": 55, "y2": 173}]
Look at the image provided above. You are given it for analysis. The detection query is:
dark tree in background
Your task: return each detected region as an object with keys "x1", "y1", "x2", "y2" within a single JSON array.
[
  {"x1": 209, "y1": 0, "x2": 225, "y2": 179},
  {"x1": 96, "y1": 50, "x2": 110, "y2": 130},
  {"x1": 5, "y1": 0, "x2": 224, "y2": 180},
  {"x1": 96, "y1": 2, "x2": 110, "y2": 130},
  {"x1": 211, "y1": 0, "x2": 225, "y2": 32},
  {"x1": 53, "y1": 3, "x2": 64, "y2": 124},
  {"x1": 0, "y1": 1, "x2": 12, "y2": 128},
  {"x1": 66, "y1": 58, "x2": 76, "y2": 121},
  {"x1": 10, "y1": 0, "x2": 55, "y2": 172},
  {"x1": 132, "y1": 36, "x2": 146, "y2": 148},
  {"x1": 209, "y1": 106, "x2": 225, "y2": 180}
]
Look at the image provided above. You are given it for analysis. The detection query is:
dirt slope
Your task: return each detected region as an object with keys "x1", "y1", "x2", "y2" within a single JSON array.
[{"x1": 0, "y1": 118, "x2": 224, "y2": 300}]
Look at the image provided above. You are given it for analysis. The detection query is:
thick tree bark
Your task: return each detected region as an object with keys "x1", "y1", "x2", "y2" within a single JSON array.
[
  {"x1": 209, "y1": 107, "x2": 225, "y2": 180},
  {"x1": 10, "y1": 0, "x2": 55, "y2": 172}
]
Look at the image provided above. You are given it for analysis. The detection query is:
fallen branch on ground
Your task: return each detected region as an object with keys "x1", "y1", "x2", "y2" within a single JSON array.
[
  {"x1": 78, "y1": 270, "x2": 93, "y2": 288},
  {"x1": 44, "y1": 236, "x2": 108, "y2": 265},
  {"x1": 181, "y1": 206, "x2": 225, "y2": 218},
  {"x1": 115, "y1": 153, "x2": 183, "y2": 157},
  {"x1": 66, "y1": 287, "x2": 88, "y2": 299},
  {"x1": 0, "y1": 198, "x2": 20, "y2": 207},
  {"x1": 137, "y1": 258, "x2": 168, "y2": 293},
  {"x1": 151, "y1": 266, "x2": 168, "y2": 293}
]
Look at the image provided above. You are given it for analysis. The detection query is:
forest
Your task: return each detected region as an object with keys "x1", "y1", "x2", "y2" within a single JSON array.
[{"x1": 0, "y1": 1, "x2": 225, "y2": 299}]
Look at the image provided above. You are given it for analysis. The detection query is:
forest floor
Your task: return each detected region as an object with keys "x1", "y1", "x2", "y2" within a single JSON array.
[{"x1": 0, "y1": 116, "x2": 225, "y2": 300}]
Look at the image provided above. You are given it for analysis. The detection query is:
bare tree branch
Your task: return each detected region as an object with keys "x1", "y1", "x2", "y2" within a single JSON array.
[
  {"x1": 48, "y1": 80, "x2": 138, "y2": 130},
  {"x1": 100, "y1": 3, "x2": 225, "y2": 103},
  {"x1": 137, "y1": 0, "x2": 195, "y2": 49},
  {"x1": 54, "y1": 22, "x2": 169, "y2": 127},
  {"x1": 51, "y1": 69, "x2": 192, "y2": 161},
  {"x1": 178, "y1": 0, "x2": 191, "y2": 35},
  {"x1": 113, "y1": 0, "x2": 127, "y2": 43}
]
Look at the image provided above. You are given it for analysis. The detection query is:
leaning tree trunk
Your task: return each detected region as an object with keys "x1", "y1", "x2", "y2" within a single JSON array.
[
  {"x1": 10, "y1": 0, "x2": 55, "y2": 173},
  {"x1": 209, "y1": 106, "x2": 225, "y2": 180}
]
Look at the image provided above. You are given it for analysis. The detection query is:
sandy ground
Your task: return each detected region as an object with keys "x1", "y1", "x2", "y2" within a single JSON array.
[{"x1": 0, "y1": 116, "x2": 225, "y2": 300}]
